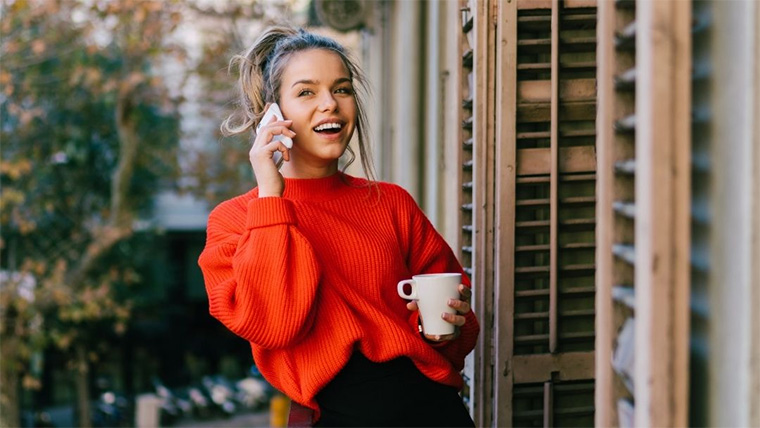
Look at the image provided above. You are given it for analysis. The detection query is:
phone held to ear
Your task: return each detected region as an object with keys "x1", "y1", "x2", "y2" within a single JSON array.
[{"x1": 256, "y1": 103, "x2": 293, "y2": 149}]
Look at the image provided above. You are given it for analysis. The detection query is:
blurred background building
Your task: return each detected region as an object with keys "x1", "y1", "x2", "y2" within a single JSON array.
[{"x1": 1, "y1": 0, "x2": 758, "y2": 427}]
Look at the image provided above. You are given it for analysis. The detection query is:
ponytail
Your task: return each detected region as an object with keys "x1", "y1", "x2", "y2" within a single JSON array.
[{"x1": 221, "y1": 26, "x2": 298, "y2": 137}]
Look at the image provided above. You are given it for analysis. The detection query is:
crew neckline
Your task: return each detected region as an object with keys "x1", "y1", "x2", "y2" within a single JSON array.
[{"x1": 279, "y1": 171, "x2": 353, "y2": 202}]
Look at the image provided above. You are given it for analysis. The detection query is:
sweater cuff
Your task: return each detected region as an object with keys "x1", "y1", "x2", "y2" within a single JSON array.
[{"x1": 246, "y1": 197, "x2": 297, "y2": 229}]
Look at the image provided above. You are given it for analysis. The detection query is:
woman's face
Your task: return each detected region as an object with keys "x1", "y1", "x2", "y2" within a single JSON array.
[{"x1": 277, "y1": 49, "x2": 357, "y2": 170}]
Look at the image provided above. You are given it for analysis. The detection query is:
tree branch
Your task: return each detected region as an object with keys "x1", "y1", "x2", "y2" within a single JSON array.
[
  {"x1": 64, "y1": 88, "x2": 141, "y2": 286},
  {"x1": 111, "y1": 86, "x2": 140, "y2": 228}
]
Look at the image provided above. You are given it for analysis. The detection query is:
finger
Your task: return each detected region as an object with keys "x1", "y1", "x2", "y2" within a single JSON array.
[
  {"x1": 266, "y1": 119, "x2": 293, "y2": 128},
  {"x1": 279, "y1": 141, "x2": 290, "y2": 162},
  {"x1": 441, "y1": 312, "x2": 466, "y2": 327},
  {"x1": 262, "y1": 122, "x2": 295, "y2": 136},
  {"x1": 254, "y1": 122, "x2": 295, "y2": 146},
  {"x1": 406, "y1": 301, "x2": 418, "y2": 311},
  {"x1": 263, "y1": 140, "x2": 291, "y2": 161},
  {"x1": 459, "y1": 284, "x2": 472, "y2": 302},
  {"x1": 447, "y1": 298, "x2": 471, "y2": 314}
]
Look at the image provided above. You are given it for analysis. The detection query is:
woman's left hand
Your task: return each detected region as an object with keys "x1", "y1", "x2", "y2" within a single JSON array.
[{"x1": 407, "y1": 284, "x2": 472, "y2": 342}]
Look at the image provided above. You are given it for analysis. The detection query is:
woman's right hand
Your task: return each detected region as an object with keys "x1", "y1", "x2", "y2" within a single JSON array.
[{"x1": 249, "y1": 114, "x2": 296, "y2": 197}]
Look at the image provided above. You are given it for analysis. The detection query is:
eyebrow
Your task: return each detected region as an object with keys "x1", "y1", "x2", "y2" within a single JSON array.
[{"x1": 291, "y1": 77, "x2": 352, "y2": 88}]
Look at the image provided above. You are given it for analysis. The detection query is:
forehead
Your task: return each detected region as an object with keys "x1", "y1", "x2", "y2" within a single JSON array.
[{"x1": 280, "y1": 49, "x2": 350, "y2": 85}]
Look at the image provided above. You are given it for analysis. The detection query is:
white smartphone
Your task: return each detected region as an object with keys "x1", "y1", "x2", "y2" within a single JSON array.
[{"x1": 256, "y1": 103, "x2": 293, "y2": 149}]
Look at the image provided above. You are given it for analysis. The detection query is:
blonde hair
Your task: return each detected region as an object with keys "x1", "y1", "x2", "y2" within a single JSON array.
[{"x1": 222, "y1": 25, "x2": 375, "y2": 181}]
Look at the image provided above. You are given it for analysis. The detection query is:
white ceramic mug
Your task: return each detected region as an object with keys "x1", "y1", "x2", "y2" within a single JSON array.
[{"x1": 397, "y1": 273, "x2": 462, "y2": 336}]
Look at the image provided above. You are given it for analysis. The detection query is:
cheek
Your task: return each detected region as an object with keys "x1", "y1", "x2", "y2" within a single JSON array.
[
  {"x1": 283, "y1": 110, "x2": 310, "y2": 135},
  {"x1": 291, "y1": 121, "x2": 311, "y2": 136},
  {"x1": 342, "y1": 101, "x2": 358, "y2": 126}
]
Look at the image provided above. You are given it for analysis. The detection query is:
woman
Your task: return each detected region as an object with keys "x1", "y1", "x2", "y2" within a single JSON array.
[{"x1": 198, "y1": 25, "x2": 479, "y2": 427}]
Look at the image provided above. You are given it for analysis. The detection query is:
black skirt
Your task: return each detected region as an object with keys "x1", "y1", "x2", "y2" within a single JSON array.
[{"x1": 314, "y1": 352, "x2": 475, "y2": 427}]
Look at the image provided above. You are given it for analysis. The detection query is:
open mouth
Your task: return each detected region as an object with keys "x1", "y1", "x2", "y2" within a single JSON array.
[{"x1": 313, "y1": 122, "x2": 343, "y2": 135}]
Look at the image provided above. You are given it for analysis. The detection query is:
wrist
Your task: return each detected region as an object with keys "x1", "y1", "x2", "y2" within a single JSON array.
[{"x1": 255, "y1": 178, "x2": 284, "y2": 198}]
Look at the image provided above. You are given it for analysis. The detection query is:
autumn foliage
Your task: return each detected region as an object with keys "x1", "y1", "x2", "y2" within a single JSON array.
[{"x1": 1, "y1": 0, "x2": 184, "y2": 426}]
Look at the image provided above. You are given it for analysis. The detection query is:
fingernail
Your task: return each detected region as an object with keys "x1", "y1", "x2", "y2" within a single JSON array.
[{"x1": 448, "y1": 299, "x2": 454, "y2": 305}]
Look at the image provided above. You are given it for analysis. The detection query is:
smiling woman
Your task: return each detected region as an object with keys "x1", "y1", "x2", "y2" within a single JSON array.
[{"x1": 198, "y1": 26, "x2": 479, "y2": 427}]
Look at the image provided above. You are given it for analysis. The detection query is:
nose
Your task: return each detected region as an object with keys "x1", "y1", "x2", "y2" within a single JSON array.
[{"x1": 318, "y1": 91, "x2": 338, "y2": 112}]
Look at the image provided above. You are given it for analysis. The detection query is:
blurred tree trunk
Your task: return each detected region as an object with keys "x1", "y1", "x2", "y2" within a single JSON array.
[
  {"x1": 0, "y1": 336, "x2": 21, "y2": 428},
  {"x1": 75, "y1": 344, "x2": 92, "y2": 428},
  {"x1": 68, "y1": 90, "x2": 139, "y2": 428}
]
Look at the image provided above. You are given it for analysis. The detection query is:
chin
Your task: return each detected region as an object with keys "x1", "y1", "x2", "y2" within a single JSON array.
[
  {"x1": 322, "y1": 148, "x2": 348, "y2": 162},
  {"x1": 323, "y1": 141, "x2": 351, "y2": 157}
]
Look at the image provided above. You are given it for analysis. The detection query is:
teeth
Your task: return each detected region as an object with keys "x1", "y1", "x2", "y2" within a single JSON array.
[{"x1": 314, "y1": 122, "x2": 342, "y2": 131}]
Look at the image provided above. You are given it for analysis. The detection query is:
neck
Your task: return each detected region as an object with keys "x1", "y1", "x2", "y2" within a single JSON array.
[{"x1": 280, "y1": 160, "x2": 339, "y2": 179}]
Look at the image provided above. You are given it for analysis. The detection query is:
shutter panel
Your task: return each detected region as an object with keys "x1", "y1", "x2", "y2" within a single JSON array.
[
  {"x1": 595, "y1": 0, "x2": 691, "y2": 425},
  {"x1": 595, "y1": 0, "x2": 637, "y2": 424},
  {"x1": 460, "y1": 0, "x2": 497, "y2": 425},
  {"x1": 494, "y1": 0, "x2": 598, "y2": 426},
  {"x1": 461, "y1": 0, "x2": 475, "y2": 280},
  {"x1": 459, "y1": 0, "x2": 476, "y2": 414}
]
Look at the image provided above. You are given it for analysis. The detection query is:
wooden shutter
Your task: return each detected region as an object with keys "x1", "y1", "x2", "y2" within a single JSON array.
[
  {"x1": 594, "y1": 0, "x2": 637, "y2": 424},
  {"x1": 493, "y1": 0, "x2": 598, "y2": 426},
  {"x1": 459, "y1": 0, "x2": 495, "y2": 424},
  {"x1": 595, "y1": 0, "x2": 691, "y2": 426},
  {"x1": 459, "y1": 0, "x2": 476, "y2": 414}
]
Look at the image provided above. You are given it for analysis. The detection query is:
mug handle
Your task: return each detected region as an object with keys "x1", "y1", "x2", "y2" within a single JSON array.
[{"x1": 397, "y1": 279, "x2": 418, "y2": 300}]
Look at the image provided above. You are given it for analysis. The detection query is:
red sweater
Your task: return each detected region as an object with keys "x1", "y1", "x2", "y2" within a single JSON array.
[{"x1": 198, "y1": 172, "x2": 479, "y2": 418}]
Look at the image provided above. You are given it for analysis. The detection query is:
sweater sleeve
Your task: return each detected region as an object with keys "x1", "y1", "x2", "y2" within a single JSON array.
[
  {"x1": 198, "y1": 196, "x2": 321, "y2": 350},
  {"x1": 399, "y1": 189, "x2": 480, "y2": 369}
]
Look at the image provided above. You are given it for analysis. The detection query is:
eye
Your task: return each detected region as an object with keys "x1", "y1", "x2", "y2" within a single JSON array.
[
  {"x1": 335, "y1": 87, "x2": 354, "y2": 95},
  {"x1": 298, "y1": 89, "x2": 314, "y2": 97}
]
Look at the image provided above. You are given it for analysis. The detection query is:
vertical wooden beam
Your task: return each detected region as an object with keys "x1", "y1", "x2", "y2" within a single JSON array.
[
  {"x1": 548, "y1": 0, "x2": 560, "y2": 355},
  {"x1": 749, "y1": 2, "x2": 760, "y2": 426},
  {"x1": 494, "y1": 0, "x2": 517, "y2": 427},
  {"x1": 670, "y1": 3, "x2": 692, "y2": 426},
  {"x1": 594, "y1": 0, "x2": 616, "y2": 425},
  {"x1": 471, "y1": 0, "x2": 496, "y2": 426},
  {"x1": 752, "y1": 6, "x2": 760, "y2": 427},
  {"x1": 543, "y1": 381, "x2": 554, "y2": 428},
  {"x1": 634, "y1": 0, "x2": 691, "y2": 426}
]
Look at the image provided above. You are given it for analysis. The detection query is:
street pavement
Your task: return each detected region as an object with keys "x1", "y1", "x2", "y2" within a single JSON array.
[{"x1": 174, "y1": 410, "x2": 271, "y2": 427}]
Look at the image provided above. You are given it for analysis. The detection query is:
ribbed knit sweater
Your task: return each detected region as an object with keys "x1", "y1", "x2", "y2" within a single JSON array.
[{"x1": 198, "y1": 172, "x2": 479, "y2": 419}]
